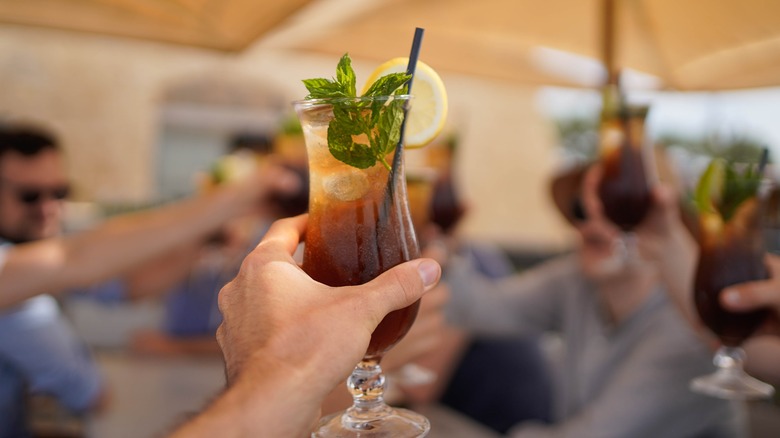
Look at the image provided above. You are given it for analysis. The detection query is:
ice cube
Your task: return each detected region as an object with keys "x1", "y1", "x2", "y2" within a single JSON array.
[{"x1": 322, "y1": 169, "x2": 370, "y2": 201}]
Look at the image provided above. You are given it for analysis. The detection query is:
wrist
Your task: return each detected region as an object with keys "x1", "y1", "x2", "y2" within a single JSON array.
[{"x1": 196, "y1": 351, "x2": 319, "y2": 438}]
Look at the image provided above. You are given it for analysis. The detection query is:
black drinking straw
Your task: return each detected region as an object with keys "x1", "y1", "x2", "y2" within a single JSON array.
[
  {"x1": 379, "y1": 28, "x2": 424, "y2": 260},
  {"x1": 388, "y1": 27, "x2": 425, "y2": 187},
  {"x1": 758, "y1": 147, "x2": 770, "y2": 175}
]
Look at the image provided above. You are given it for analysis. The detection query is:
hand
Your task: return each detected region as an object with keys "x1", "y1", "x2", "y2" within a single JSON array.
[
  {"x1": 720, "y1": 254, "x2": 780, "y2": 337},
  {"x1": 581, "y1": 164, "x2": 701, "y2": 326},
  {"x1": 214, "y1": 214, "x2": 441, "y2": 435},
  {"x1": 231, "y1": 159, "x2": 303, "y2": 217},
  {"x1": 581, "y1": 164, "x2": 692, "y2": 262}
]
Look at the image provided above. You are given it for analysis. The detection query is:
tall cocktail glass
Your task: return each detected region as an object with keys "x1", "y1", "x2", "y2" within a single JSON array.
[
  {"x1": 597, "y1": 99, "x2": 653, "y2": 260},
  {"x1": 295, "y1": 95, "x2": 430, "y2": 437},
  {"x1": 690, "y1": 161, "x2": 775, "y2": 399}
]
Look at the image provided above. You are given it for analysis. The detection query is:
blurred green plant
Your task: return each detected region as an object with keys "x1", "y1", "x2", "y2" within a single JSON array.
[
  {"x1": 552, "y1": 115, "x2": 767, "y2": 165},
  {"x1": 552, "y1": 116, "x2": 599, "y2": 161},
  {"x1": 656, "y1": 132, "x2": 767, "y2": 164},
  {"x1": 279, "y1": 113, "x2": 303, "y2": 136}
]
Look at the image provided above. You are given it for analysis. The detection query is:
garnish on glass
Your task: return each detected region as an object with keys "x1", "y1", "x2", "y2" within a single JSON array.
[{"x1": 302, "y1": 53, "x2": 411, "y2": 171}]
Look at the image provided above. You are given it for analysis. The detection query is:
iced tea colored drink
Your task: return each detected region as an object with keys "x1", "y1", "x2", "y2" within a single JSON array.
[
  {"x1": 694, "y1": 198, "x2": 769, "y2": 346},
  {"x1": 298, "y1": 97, "x2": 420, "y2": 359},
  {"x1": 597, "y1": 92, "x2": 652, "y2": 231},
  {"x1": 299, "y1": 48, "x2": 447, "y2": 437},
  {"x1": 690, "y1": 157, "x2": 774, "y2": 399}
]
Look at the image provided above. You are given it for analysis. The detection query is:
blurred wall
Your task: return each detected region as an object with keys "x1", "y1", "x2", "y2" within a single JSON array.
[{"x1": 0, "y1": 25, "x2": 572, "y2": 250}]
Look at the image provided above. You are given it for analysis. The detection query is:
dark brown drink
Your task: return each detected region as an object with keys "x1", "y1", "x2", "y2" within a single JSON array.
[
  {"x1": 431, "y1": 169, "x2": 466, "y2": 234},
  {"x1": 694, "y1": 199, "x2": 770, "y2": 346},
  {"x1": 299, "y1": 102, "x2": 421, "y2": 360},
  {"x1": 597, "y1": 110, "x2": 652, "y2": 231},
  {"x1": 269, "y1": 161, "x2": 310, "y2": 218},
  {"x1": 304, "y1": 196, "x2": 420, "y2": 359}
]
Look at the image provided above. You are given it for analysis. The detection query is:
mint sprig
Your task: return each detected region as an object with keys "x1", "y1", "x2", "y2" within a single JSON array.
[
  {"x1": 721, "y1": 162, "x2": 762, "y2": 222},
  {"x1": 303, "y1": 53, "x2": 411, "y2": 170}
]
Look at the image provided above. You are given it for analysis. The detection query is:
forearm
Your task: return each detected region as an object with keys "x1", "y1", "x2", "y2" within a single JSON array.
[
  {"x1": 655, "y1": 225, "x2": 700, "y2": 328},
  {"x1": 0, "y1": 185, "x2": 247, "y2": 308},
  {"x1": 123, "y1": 241, "x2": 203, "y2": 301},
  {"x1": 170, "y1": 353, "x2": 322, "y2": 438}
]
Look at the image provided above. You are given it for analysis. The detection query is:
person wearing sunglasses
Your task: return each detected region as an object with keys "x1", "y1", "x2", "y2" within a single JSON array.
[
  {"x1": 440, "y1": 164, "x2": 742, "y2": 438},
  {"x1": 0, "y1": 123, "x2": 300, "y2": 436}
]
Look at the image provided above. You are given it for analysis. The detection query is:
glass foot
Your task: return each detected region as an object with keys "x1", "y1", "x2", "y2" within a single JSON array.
[
  {"x1": 312, "y1": 407, "x2": 430, "y2": 437},
  {"x1": 690, "y1": 368, "x2": 775, "y2": 400}
]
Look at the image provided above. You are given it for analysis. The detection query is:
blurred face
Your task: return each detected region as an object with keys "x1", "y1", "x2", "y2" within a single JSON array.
[
  {"x1": 0, "y1": 149, "x2": 69, "y2": 242},
  {"x1": 575, "y1": 212, "x2": 627, "y2": 280}
]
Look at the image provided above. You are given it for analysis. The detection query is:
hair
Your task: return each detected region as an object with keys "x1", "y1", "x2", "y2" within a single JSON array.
[
  {"x1": 228, "y1": 132, "x2": 273, "y2": 155},
  {"x1": 0, "y1": 124, "x2": 60, "y2": 160}
]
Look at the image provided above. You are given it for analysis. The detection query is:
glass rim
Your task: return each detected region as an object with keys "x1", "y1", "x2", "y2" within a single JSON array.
[{"x1": 292, "y1": 94, "x2": 412, "y2": 109}]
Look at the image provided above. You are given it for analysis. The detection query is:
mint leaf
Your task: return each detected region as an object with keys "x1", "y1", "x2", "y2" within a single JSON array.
[
  {"x1": 303, "y1": 78, "x2": 347, "y2": 99},
  {"x1": 336, "y1": 54, "x2": 356, "y2": 98},
  {"x1": 302, "y1": 53, "x2": 410, "y2": 170},
  {"x1": 376, "y1": 100, "x2": 405, "y2": 156},
  {"x1": 720, "y1": 162, "x2": 762, "y2": 222},
  {"x1": 327, "y1": 114, "x2": 376, "y2": 169},
  {"x1": 363, "y1": 73, "x2": 411, "y2": 97}
]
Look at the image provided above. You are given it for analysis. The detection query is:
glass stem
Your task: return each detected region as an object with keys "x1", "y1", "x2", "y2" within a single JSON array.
[
  {"x1": 343, "y1": 359, "x2": 393, "y2": 429},
  {"x1": 714, "y1": 346, "x2": 746, "y2": 375},
  {"x1": 623, "y1": 231, "x2": 640, "y2": 263}
]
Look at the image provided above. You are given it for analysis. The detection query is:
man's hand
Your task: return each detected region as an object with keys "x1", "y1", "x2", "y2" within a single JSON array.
[{"x1": 721, "y1": 254, "x2": 780, "y2": 337}]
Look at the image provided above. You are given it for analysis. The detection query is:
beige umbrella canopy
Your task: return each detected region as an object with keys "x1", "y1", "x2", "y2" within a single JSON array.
[
  {"x1": 281, "y1": 0, "x2": 780, "y2": 90},
  {"x1": 0, "y1": 0, "x2": 313, "y2": 51}
]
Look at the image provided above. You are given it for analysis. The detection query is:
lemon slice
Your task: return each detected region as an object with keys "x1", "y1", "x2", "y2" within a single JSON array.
[
  {"x1": 362, "y1": 58, "x2": 448, "y2": 148},
  {"x1": 694, "y1": 158, "x2": 726, "y2": 215}
]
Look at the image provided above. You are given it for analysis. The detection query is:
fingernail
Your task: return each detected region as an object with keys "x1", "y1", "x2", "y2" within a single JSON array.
[
  {"x1": 722, "y1": 289, "x2": 741, "y2": 306},
  {"x1": 418, "y1": 260, "x2": 440, "y2": 287}
]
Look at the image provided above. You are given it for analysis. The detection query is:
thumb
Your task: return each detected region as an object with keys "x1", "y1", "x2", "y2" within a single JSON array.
[
  {"x1": 721, "y1": 283, "x2": 779, "y2": 312},
  {"x1": 352, "y1": 259, "x2": 441, "y2": 325}
]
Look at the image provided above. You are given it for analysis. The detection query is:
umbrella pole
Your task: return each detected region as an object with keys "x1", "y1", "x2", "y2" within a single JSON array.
[{"x1": 602, "y1": 0, "x2": 617, "y2": 85}]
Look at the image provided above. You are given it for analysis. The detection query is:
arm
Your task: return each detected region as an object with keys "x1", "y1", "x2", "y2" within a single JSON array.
[
  {"x1": 121, "y1": 240, "x2": 204, "y2": 301},
  {"x1": 509, "y1": 312, "x2": 739, "y2": 438},
  {"x1": 169, "y1": 215, "x2": 442, "y2": 437},
  {"x1": 445, "y1": 253, "x2": 571, "y2": 337},
  {"x1": 0, "y1": 165, "x2": 298, "y2": 308}
]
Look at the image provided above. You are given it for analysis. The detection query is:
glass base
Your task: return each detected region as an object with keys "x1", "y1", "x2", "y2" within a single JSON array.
[
  {"x1": 312, "y1": 407, "x2": 430, "y2": 437},
  {"x1": 690, "y1": 368, "x2": 775, "y2": 400}
]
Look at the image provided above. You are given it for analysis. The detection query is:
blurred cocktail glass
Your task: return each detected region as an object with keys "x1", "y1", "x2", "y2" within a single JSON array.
[
  {"x1": 690, "y1": 158, "x2": 775, "y2": 399},
  {"x1": 295, "y1": 95, "x2": 430, "y2": 437},
  {"x1": 405, "y1": 167, "x2": 437, "y2": 237},
  {"x1": 596, "y1": 81, "x2": 653, "y2": 259}
]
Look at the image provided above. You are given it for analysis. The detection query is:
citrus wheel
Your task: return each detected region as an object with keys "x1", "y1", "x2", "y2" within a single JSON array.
[{"x1": 363, "y1": 58, "x2": 448, "y2": 148}]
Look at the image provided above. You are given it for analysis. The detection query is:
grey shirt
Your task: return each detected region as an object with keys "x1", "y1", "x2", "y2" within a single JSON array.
[{"x1": 446, "y1": 253, "x2": 743, "y2": 438}]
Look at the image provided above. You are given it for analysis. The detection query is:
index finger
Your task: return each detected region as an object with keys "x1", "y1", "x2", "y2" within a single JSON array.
[{"x1": 255, "y1": 214, "x2": 308, "y2": 256}]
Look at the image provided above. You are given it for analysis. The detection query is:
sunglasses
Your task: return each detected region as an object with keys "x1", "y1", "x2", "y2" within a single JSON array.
[
  {"x1": 1, "y1": 179, "x2": 71, "y2": 205},
  {"x1": 16, "y1": 186, "x2": 70, "y2": 205}
]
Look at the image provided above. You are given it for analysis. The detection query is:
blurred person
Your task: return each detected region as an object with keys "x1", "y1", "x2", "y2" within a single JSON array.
[
  {"x1": 169, "y1": 216, "x2": 442, "y2": 437},
  {"x1": 444, "y1": 164, "x2": 744, "y2": 438},
  {"x1": 129, "y1": 132, "x2": 310, "y2": 357},
  {"x1": 0, "y1": 123, "x2": 298, "y2": 435},
  {"x1": 587, "y1": 165, "x2": 780, "y2": 386},
  {"x1": 0, "y1": 125, "x2": 106, "y2": 436}
]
